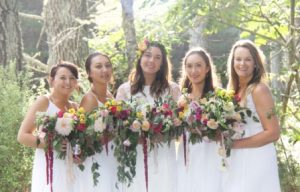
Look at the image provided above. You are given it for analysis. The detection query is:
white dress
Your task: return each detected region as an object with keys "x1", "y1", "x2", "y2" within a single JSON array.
[
  {"x1": 221, "y1": 94, "x2": 281, "y2": 192},
  {"x1": 177, "y1": 135, "x2": 223, "y2": 192},
  {"x1": 116, "y1": 81, "x2": 181, "y2": 192},
  {"x1": 74, "y1": 100, "x2": 120, "y2": 192},
  {"x1": 31, "y1": 100, "x2": 74, "y2": 192}
]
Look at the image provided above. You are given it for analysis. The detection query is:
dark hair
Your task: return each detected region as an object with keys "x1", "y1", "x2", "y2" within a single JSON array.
[
  {"x1": 129, "y1": 41, "x2": 171, "y2": 98},
  {"x1": 179, "y1": 47, "x2": 215, "y2": 98},
  {"x1": 50, "y1": 62, "x2": 78, "y2": 79},
  {"x1": 227, "y1": 39, "x2": 266, "y2": 93},
  {"x1": 85, "y1": 52, "x2": 112, "y2": 83}
]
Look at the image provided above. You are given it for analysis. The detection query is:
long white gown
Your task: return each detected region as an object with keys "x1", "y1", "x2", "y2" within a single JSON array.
[
  {"x1": 176, "y1": 98, "x2": 223, "y2": 192},
  {"x1": 31, "y1": 100, "x2": 74, "y2": 192},
  {"x1": 221, "y1": 94, "x2": 281, "y2": 192},
  {"x1": 74, "y1": 100, "x2": 120, "y2": 192},
  {"x1": 116, "y1": 81, "x2": 181, "y2": 192}
]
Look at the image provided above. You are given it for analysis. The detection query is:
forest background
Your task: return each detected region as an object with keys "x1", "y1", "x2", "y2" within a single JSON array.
[{"x1": 0, "y1": 0, "x2": 299, "y2": 191}]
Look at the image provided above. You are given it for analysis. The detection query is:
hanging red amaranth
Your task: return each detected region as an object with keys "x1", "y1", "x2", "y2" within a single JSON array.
[
  {"x1": 183, "y1": 131, "x2": 187, "y2": 166},
  {"x1": 142, "y1": 135, "x2": 148, "y2": 192},
  {"x1": 46, "y1": 134, "x2": 54, "y2": 192}
]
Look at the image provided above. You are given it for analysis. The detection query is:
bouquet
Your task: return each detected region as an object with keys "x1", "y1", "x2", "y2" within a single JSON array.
[
  {"x1": 112, "y1": 98, "x2": 145, "y2": 187},
  {"x1": 35, "y1": 109, "x2": 76, "y2": 192}
]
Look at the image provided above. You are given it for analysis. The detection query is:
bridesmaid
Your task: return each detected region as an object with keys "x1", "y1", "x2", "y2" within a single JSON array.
[
  {"x1": 116, "y1": 40, "x2": 181, "y2": 192},
  {"x1": 78, "y1": 52, "x2": 119, "y2": 191},
  {"x1": 177, "y1": 47, "x2": 222, "y2": 192},
  {"x1": 222, "y1": 39, "x2": 280, "y2": 192},
  {"x1": 17, "y1": 62, "x2": 79, "y2": 192}
]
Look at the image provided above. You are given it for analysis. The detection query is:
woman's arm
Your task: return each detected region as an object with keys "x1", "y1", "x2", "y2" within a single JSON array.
[
  {"x1": 232, "y1": 83, "x2": 280, "y2": 149},
  {"x1": 17, "y1": 96, "x2": 49, "y2": 148}
]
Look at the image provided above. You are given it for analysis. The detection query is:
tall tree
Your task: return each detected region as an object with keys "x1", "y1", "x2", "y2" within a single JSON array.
[
  {"x1": 43, "y1": 0, "x2": 89, "y2": 66},
  {"x1": 0, "y1": 0, "x2": 23, "y2": 71},
  {"x1": 121, "y1": 0, "x2": 137, "y2": 71}
]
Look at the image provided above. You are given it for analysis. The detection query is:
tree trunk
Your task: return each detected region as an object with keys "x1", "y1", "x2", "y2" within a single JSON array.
[
  {"x1": 270, "y1": 43, "x2": 284, "y2": 98},
  {"x1": 121, "y1": 0, "x2": 137, "y2": 72},
  {"x1": 43, "y1": 0, "x2": 89, "y2": 66},
  {"x1": 0, "y1": 0, "x2": 23, "y2": 71},
  {"x1": 189, "y1": 21, "x2": 206, "y2": 48}
]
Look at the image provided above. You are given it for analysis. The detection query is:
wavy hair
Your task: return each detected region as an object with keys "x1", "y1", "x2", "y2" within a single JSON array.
[
  {"x1": 129, "y1": 41, "x2": 171, "y2": 98},
  {"x1": 227, "y1": 39, "x2": 266, "y2": 94},
  {"x1": 179, "y1": 47, "x2": 216, "y2": 98}
]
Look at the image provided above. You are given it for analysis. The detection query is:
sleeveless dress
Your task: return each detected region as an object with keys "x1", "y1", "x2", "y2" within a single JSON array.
[
  {"x1": 177, "y1": 133, "x2": 223, "y2": 192},
  {"x1": 74, "y1": 100, "x2": 120, "y2": 192},
  {"x1": 116, "y1": 81, "x2": 181, "y2": 192},
  {"x1": 31, "y1": 100, "x2": 74, "y2": 192},
  {"x1": 221, "y1": 94, "x2": 281, "y2": 192}
]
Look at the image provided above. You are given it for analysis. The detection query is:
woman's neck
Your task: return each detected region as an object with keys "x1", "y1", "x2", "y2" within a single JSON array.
[
  {"x1": 91, "y1": 83, "x2": 108, "y2": 100},
  {"x1": 49, "y1": 92, "x2": 70, "y2": 110},
  {"x1": 190, "y1": 82, "x2": 205, "y2": 99},
  {"x1": 143, "y1": 73, "x2": 156, "y2": 85}
]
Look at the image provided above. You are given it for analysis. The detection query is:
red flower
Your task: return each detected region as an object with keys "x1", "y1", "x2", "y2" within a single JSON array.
[
  {"x1": 110, "y1": 106, "x2": 117, "y2": 114},
  {"x1": 234, "y1": 95, "x2": 241, "y2": 102},
  {"x1": 76, "y1": 123, "x2": 86, "y2": 132},
  {"x1": 57, "y1": 110, "x2": 64, "y2": 118},
  {"x1": 151, "y1": 122, "x2": 163, "y2": 133}
]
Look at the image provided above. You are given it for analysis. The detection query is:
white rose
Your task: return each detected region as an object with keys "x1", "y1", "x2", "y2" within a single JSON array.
[
  {"x1": 123, "y1": 139, "x2": 131, "y2": 147},
  {"x1": 131, "y1": 120, "x2": 141, "y2": 132},
  {"x1": 55, "y1": 117, "x2": 73, "y2": 136},
  {"x1": 94, "y1": 117, "x2": 106, "y2": 133},
  {"x1": 207, "y1": 119, "x2": 218, "y2": 129}
]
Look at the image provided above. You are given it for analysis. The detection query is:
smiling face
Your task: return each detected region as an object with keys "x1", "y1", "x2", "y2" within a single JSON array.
[
  {"x1": 140, "y1": 46, "x2": 163, "y2": 76},
  {"x1": 233, "y1": 47, "x2": 255, "y2": 82},
  {"x1": 185, "y1": 53, "x2": 210, "y2": 86},
  {"x1": 50, "y1": 67, "x2": 77, "y2": 96},
  {"x1": 88, "y1": 55, "x2": 112, "y2": 84}
]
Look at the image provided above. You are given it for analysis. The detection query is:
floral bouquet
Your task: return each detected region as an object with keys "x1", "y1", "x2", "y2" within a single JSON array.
[
  {"x1": 113, "y1": 98, "x2": 146, "y2": 187},
  {"x1": 35, "y1": 109, "x2": 76, "y2": 192},
  {"x1": 199, "y1": 88, "x2": 256, "y2": 167}
]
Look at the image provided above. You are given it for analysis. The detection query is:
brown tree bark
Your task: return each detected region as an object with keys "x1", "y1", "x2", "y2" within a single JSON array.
[
  {"x1": 121, "y1": 0, "x2": 137, "y2": 72},
  {"x1": 0, "y1": 0, "x2": 23, "y2": 71},
  {"x1": 43, "y1": 0, "x2": 89, "y2": 66}
]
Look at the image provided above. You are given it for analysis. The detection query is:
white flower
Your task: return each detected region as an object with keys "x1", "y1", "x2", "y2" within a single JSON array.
[
  {"x1": 94, "y1": 117, "x2": 106, "y2": 133},
  {"x1": 130, "y1": 120, "x2": 141, "y2": 132},
  {"x1": 55, "y1": 117, "x2": 73, "y2": 136},
  {"x1": 141, "y1": 120, "x2": 150, "y2": 131},
  {"x1": 218, "y1": 147, "x2": 226, "y2": 157},
  {"x1": 224, "y1": 102, "x2": 234, "y2": 112},
  {"x1": 123, "y1": 139, "x2": 131, "y2": 147},
  {"x1": 207, "y1": 119, "x2": 218, "y2": 129}
]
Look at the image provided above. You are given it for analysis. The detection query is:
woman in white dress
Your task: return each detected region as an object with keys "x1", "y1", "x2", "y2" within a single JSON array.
[
  {"x1": 177, "y1": 47, "x2": 222, "y2": 192},
  {"x1": 78, "y1": 52, "x2": 119, "y2": 191},
  {"x1": 17, "y1": 62, "x2": 79, "y2": 192},
  {"x1": 116, "y1": 40, "x2": 181, "y2": 192},
  {"x1": 222, "y1": 39, "x2": 281, "y2": 192}
]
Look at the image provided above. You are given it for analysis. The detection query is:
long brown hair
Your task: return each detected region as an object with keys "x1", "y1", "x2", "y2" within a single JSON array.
[
  {"x1": 227, "y1": 39, "x2": 266, "y2": 94},
  {"x1": 179, "y1": 47, "x2": 216, "y2": 98},
  {"x1": 129, "y1": 41, "x2": 171, "y2": 98}
]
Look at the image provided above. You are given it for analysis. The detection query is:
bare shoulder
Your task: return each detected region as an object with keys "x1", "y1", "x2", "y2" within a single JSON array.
[
  {"x1": 252, "y1": 83, "x2": 275, "y2": 107},
  {"x1": 80, "y1": 91, "x2": 98, "y2": 112},
  {"x1": 252, "y1": 83, "x2": 272, "y2": 99},
  {"x1": 117, "y1": 82, "x2": 130, "y2": 91},
  {"x1": 32, "y1": 95, "x2": 49, "y2": 112}
]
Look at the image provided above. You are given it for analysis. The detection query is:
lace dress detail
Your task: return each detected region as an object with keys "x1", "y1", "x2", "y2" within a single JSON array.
[
  {"x1": 116, "y1": 81, "x2": 181, "y2": 192},
  {"x1": 221, "y1": 94, "x2": 280, "y2": 192}
]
